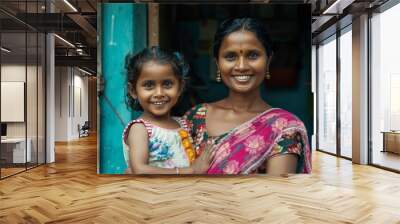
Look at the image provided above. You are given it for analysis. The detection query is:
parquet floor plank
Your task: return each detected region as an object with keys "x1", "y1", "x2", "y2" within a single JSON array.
[{"x1": 1, "y1": 134, "x2": 400, "y2": 223}]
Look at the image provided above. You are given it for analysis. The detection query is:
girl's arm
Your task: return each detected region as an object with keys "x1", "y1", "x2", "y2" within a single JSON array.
[{"x1": 127, "y1": 123, "x2": 210, "y2": 174}]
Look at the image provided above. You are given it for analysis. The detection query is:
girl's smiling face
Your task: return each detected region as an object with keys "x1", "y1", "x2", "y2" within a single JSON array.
[
  {"x1": 131, "y1": 61, "x2": 182, "y2": 120},
  {"x1": 217, "y1": 30, "x2": 269, "y2": 94}
]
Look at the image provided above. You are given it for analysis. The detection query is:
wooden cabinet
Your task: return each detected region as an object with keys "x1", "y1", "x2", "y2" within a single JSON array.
[{"x1": 382, "y1": 132, "x2": 400, "y2": 154}]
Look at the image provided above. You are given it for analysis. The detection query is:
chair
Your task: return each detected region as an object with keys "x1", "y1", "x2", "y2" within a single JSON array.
[{"x1": 79, "y1": 121, "x2": 90, "y2": 138}]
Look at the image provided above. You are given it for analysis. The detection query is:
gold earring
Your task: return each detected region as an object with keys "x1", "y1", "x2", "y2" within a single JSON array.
[
  {"x1": 265, "y1": 71, "x2": 271, "y2": 80},
  {"x1": 216, "y1": 70, "x2": 221, "y2": 82}
]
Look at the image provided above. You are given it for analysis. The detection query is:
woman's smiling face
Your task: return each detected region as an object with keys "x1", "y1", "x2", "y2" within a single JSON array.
[{"x1": 217, "y1": 30, "x2": 269, "y2": 94}]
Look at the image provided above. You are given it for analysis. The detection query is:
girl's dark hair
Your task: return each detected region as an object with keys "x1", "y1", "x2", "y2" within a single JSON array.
[
  {"x1": 125, "y1": 46, "x2": 190, "y2": 110},
  {"x1": 213, "y1": 18, "x2": 273, "y2": 58}
]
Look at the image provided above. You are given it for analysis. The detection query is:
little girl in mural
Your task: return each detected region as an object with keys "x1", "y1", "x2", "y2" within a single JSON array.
[{"x1": 122, "y1": 46, "x2": 210, "y2": 174}]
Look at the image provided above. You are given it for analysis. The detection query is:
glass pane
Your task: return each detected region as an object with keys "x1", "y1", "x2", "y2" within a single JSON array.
[
  {"x1": 371, "y1": 4, "x2": 400, "y2": 171},
  {"x1": 26, "y1": 0, "x2": 39, "y2": 169},
  {"x1": 27, "y1": 31, "x2": 38, "y2": 169},
  {"x1": 38, "y1": 32, "x2": 45, "y2": 165},
  {"x1": 318, "y1": 36, "x2": 337, "y2": 154},
  {"x1": 1, "y1": 30, "x2": 27, "y2": 177},
  {"x1": 0, "y1": 1, "x2": 46, "y2": 178},
  {"x1": 339, "y1": 29, "x2": 352, "y2": 158}
]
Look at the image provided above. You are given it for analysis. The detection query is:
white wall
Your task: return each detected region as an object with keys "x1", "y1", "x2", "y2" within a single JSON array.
[
  {"x1": 1, "y1": 65, "x2": 42, "y2": 136},
  {"x1": 1, "y1": 65, "x2": 26, "y2": 139},
  {"x1": 55, "y1": 67, "x2": 68, "y2": 141},
  {"x1": 55, "y1": 67, "x2": 89, "y2": 141},
  {"x1": 72, "y1": 73, "x2": 89, "y2": 138}
]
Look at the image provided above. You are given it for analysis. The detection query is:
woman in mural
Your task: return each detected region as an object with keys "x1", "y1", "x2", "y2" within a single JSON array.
[{"x1": 185, "y1": 18, "x2": 312, "y2": 174}]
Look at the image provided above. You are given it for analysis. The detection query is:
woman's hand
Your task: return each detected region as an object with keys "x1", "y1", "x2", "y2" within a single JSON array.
[{"x1": 190, "y1": 145, "x2": 213, "y2": 174}]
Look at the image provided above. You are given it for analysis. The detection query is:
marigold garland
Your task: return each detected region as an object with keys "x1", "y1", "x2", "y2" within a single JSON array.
[{"x1": 178, "y1": 129, "x2": 196, "y2": 164}]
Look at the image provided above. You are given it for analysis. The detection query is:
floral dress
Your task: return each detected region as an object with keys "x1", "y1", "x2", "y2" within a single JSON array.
[
  {"x1": 184, "y1": 104, "x2": 311, "y2": 174},
  {"x1": 122, "y1": 117, "x2": 195, "y2": 173}
]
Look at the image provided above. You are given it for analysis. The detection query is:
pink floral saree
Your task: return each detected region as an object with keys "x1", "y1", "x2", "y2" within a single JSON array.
[{"x1": 204, "y1": 108, "x2": 312, "y2": 174}]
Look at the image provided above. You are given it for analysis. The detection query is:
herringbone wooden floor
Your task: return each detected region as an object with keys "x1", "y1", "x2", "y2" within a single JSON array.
[{"x1": 1, "y1": 134, "x2": 400, "y2": 224}]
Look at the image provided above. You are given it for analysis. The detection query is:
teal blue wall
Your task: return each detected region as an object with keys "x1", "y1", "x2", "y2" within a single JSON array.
[{"x1": 99, "y1": 3, "x2": 146, "y2": 174}]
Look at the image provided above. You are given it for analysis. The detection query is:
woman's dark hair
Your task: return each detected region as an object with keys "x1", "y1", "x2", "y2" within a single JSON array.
[
  {"x1": 124, "y1": 46, "x2": 190, "y2": 110},
  {"x1": 213, "y1": 18, "x2": 273, "y2": 58}
]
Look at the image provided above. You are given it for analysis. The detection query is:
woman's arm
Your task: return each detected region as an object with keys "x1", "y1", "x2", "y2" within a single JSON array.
[
  {"x1": 266, "y1": 154, "x2": 298, "y2": 175},
  {"x1": 264, "y1": 129, "x2": 305, "y2": 175},
  {"x1": 127, "y1": 123, "x2": 210, "y2": 174}
]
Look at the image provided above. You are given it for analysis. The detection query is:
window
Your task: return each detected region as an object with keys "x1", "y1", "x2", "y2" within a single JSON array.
[
  {"x1": 317, "y1": 35, "x2": 337, "y2": 154},
  {"x1": 370, "y1": 2, "x2": 400, "y2": 171},
  {"x1": 339, "y1": 28, "x2": 352, "y2": 158}
]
